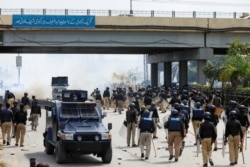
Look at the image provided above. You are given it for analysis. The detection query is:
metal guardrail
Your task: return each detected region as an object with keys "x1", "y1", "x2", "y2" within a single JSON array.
[{"x1": 0, "y1": 8, "x2": 245, "y2": 19}]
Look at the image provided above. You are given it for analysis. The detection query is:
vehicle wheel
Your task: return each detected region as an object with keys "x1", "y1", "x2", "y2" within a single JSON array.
[
  {"x1": 102, "y1": 147, "x2": 112, "y2": 163},
  {"x1": 45, "y1": 138, "x2": 54, "y2": 154},
  {"x1": 55, "y1": 141, "x2": 67, "y2": 163}
]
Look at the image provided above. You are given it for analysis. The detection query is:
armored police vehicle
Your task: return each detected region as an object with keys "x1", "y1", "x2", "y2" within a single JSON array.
[{"x1": 43, "y1": 90, "x2": 112, "y2": 164}]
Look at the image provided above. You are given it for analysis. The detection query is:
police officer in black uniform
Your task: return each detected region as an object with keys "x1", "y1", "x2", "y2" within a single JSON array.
[
  {"x1": 207, "y1": 105, "x2": 219, "y2": 151},
  {"x1": 237, "y1": 105, "x2": 249, "y2": 152},
  {"x1": 199, "y1": 112, "x2": 217, "y2": 167},
  {"x1": 14, "y1": 103, "x2": 27, "y2": 147},
  {"x1": 11, "y1": 101, "x2": 19, "y2": 138},
  {"x1": 150, "y1": 102, "x2": 159, "y2": 139},
  {"x1": 224, "y1": 110, "x2": 243, "y2": 166},
  {"x1": 21, "y1": 92, "x2": 30, "y2": 112},
  {"x1": 126, "y1": 103, "x2": 138, "y2": 147}
]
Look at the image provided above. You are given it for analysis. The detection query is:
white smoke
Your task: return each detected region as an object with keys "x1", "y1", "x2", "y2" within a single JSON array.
[{"x1": 0, "y1": 54, "x2": 144, "y2": 99}]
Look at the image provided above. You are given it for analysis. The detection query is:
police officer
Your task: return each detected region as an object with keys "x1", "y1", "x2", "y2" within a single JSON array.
[
  {"x1": 138, "y1": 110, "x2": 155, "y2": 160},
  {"x1": 126, "y1": 103, "x2": 138, "y2": 147},
  {"x1": 116, "y1": 89, "x2": 124, "y2": 114},
  {"x1": 213, "y1": 93, "x2": 222, "y2": 118},
  {"x1": 21, "y1": 92, "x2": 31, "y2": 112},
  {"x1": 157, "y1": 89, "x2": 167, "y2": 113},
  {"x1": 237, "y1": 105, "x2": 249, "y2": 152},
  {"x1": 111, "y1": 89, "x2": 118, "y2": 112},
  {"x1": 207, "y1": 105, "x2": 219, "y2": 151},
  {"x1": 1, "y1": 103, "x2": 13, "y2": 145},
  {"x1": 150, "y1": 102, "x2": 159, "y2": 139},
  {"x1": 199, "y1": 112, "x2": 217, "y2": 167},
  {"x1": 11, "y1": 100, "x2": 19, "y2": 138},
  {"x1": 165, "y1": 109, "x2": 185, "y2": 162},
  {"x1": 192, "y1": 102, "x2": 204, "y2": 145},
  {"x1": 127, "y1": 86, "x2": 135, "y2": 106},
  {"x1": 30, "y1": 100, "x2": 41, "y2": 131},
  {"x1": 224, "y1": 110, "x2": 243, "y2": 166},
  {"x1": 4, "y1": 90, "x2": 15, "y2": 108},
  {"x1": 14, "y1": 103, "x2": 27, "y2": 147},
  {"x1": 95, "y1": 90, "x2": 103, "y2": 107},
  {"x1": 103, "y1": 87, "x2": 110, "y2": 110}
]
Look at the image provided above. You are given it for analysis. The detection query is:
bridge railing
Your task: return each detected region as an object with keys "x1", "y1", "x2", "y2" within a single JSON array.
[{"x1": 0, "y1": 8, "x2": 245, "y2": 19}]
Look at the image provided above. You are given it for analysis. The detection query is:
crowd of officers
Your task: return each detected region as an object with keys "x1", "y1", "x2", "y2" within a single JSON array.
[
  {"x1": 0, "y1": 90, "x2": 41, "y2": 147},
  {"x1": 92, "y1": 85, "x2": 249, "y2": 166}
]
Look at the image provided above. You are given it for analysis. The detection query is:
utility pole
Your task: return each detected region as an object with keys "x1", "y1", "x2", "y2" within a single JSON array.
[
  {"x1": 16, "y1": 54, "x2": 22, "y2": 86},
  {"x1": 144, "y1": 54, "x2": 148, "y2": 84},
  {"x1": 130, "y1": 0, "x2": 133, "y2": 14}
]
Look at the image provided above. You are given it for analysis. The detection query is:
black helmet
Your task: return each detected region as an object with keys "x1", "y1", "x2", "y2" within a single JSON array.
[
  {"x1": 151, "y1": 102, "x2": 156, "y2": 108},
  {"x1": 182, "y1": 99, "x2": 188, "y2": 105},
  {"x1": 229, "y1": 100, "x2": 237, "y2": 107},
  {"x1": 239, "y1": 105, "x2": 247, "y2": 113},
  {"x1": 19, "y1": 103, "x2": 24, "y2": 110},
  {"x1": 24, "y1": 92, "x2": 28, "y2": 96},
  {"x1": 142, "y1": 110, "x2": 150, "y2": 117},
  {"x1": 13, "y1": 100, "x2": 18, "y2": 105},
  {"x1": 129, "y1": 102, "x2": 135, "y2": 108},
  {"x1": 203, "y1": 112, "x2": 211, "y2": 120},
  {"x1": 229, "y1": 110, "x2": 237, "y2": 118},
  {"x1": 196, "y1": 102, "x2": 201, "y2": 108},
  {"x1": 209, "y1": 105, "x2": 216, "y2": 113},
  {"x1": 173, "y1": 102, "x2": 180, "y2": 110},
  {"x1": 171, "y1": 109, "x2": 179, "y2": 116}
]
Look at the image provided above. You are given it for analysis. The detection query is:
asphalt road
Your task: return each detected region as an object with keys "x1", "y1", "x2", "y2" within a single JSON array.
[{"x1": 0, "y1": 107, "x2": 249, "y2": 167}]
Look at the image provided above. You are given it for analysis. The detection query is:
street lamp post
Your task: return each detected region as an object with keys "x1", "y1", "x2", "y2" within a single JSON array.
[{"x1": 130, "y1": 0, "x2": 133, "y2": 14}]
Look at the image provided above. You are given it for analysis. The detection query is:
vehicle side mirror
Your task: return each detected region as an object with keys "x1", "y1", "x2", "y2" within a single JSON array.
[
  {"x1": 108, "y1": 123, "x2": 112, "y2": 130},
  {"x1": 102, "y1": 112, "x2": 107, "y2": 119}
]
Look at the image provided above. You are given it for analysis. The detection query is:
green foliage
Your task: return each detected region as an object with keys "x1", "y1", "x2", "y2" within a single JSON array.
[{"x1": 221, "y1": 39, "x2": 250, "y2": 89}]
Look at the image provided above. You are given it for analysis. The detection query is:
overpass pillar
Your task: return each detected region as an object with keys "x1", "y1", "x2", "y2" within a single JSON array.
[
  {"x1": 197, "y1": 60, "x2": 207, "y2": 84},
  {"x1": 151, "y1": 63, "x2": 158, "y2": 87},
  {"x1": 179, "y1": 61, "x2": 188, "y2": 89},
  {"x1": 164, "y1": 62, "x2": 172, "y2": 87}
]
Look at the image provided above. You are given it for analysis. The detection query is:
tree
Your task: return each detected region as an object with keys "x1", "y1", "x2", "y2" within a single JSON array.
[
  {"x1": 203, "y1": 60, "x2": 224, "y2": 88},
  {"x1": 220, "y1": 39, "x2": 250, "y2": 89}
]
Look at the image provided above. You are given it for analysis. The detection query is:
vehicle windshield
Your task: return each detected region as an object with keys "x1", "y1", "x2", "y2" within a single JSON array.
[
  {"x1": 60, "y1": 103, "x2": 99, "y2": 119},
  {"x1": 79, "y1": 107, "x2": 99, "y2": 119}
]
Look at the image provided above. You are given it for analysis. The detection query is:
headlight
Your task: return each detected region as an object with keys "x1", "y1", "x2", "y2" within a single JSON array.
[
  {"x1": 95, "y1": 135, "x2": 100, "y2": 141},
  {"x1": 77, "y1": 135, "x2": 82, "y2": 141},
  {"x1": 101, "y1": 133, "x2": 112, "y2": 140},
  {"x1": 61, "y1": 133, "x2": 74, "y2": 140}
]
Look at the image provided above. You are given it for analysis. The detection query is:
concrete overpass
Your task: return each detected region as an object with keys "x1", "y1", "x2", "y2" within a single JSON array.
[{"x1": 0, "y1": 9, "x2": 250, "y2": 88}]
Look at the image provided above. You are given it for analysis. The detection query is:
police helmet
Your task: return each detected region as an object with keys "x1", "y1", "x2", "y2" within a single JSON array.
[
  {"x1": 182, "y1": 99, "x2": 188, "y2": 105},
  {"x1": 171, "y1": 109, "x2": 179, "y2": 116},
  {"x1": 209, "y1": 105, "x2": 216, "y2": 113},
  {"x1": 229, "y1": 100, "x2": 237, "y2": 107},
  {"x1": 203, "y1": 112, "x2": 211, "y2": 120},
  {"x1": 151, "y1": 102, "x2": 156, "y2": 108},
  {"x1": 229, "y1": 110, "x2": 237, "y2": 118},
  {"x1": 13, "y1": 100, "x2": 18, "y2": 105},
  {"x1": 24, "y1": 92, "x2": 28, "y2": 96},
  {"x1": 173, "y1": 102, "x2": 180, "y2": 110},
  {"x1": 196, "y1": 102, "x2": 201, "y2": 108},
  {"x1": 129, "y1": 102, "x2": 135, "y2": 108},
  {"x1": 19, "y1": 103, "x2": 24, "y2": 110},
  {"x1": 239, "y1": 105, "x2": 247, "y2": 113}
]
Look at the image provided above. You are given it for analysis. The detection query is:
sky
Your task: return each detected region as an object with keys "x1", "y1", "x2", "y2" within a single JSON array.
[{"x1": 0, "y1": 0, "x2": 249, "y2": 99}]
